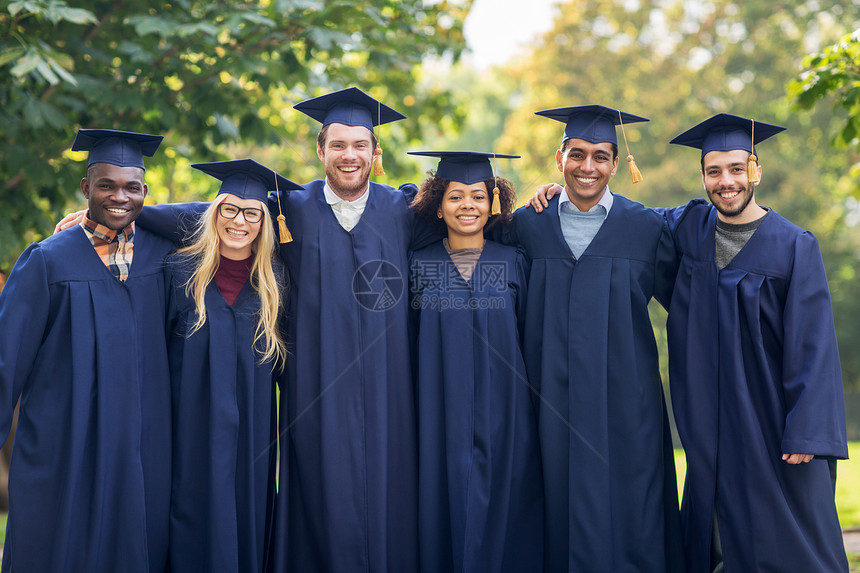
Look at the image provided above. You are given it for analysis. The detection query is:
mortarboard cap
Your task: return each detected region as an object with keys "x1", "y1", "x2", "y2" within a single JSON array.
[
  {"x1": 535, "y1": 105, "x2": 649, "y2": 145},
  {"x1": 670, "y1": 113, "x2": 785, "y2": 184},
  {"x1": 407, "y1": 151, "x2": 520, "y2": 185},
  {"x1": 669, "y1": 113, "x2": 785, "y2": 157},
  {"x1": 410, "y1": 150, "x2": 520, "y2": 215},
  {"x1": 293, "y1": 87, "x2": 406, "y2": 131},
  {"x1": 192, "y1": 159, "x2": 302, "y2": 203},
  {"x1": 72, "y1": 128, "x2": 163, "y2": 170},
  {"x1": 536, "y1": 105, "x2": 649, "y2": 183}
]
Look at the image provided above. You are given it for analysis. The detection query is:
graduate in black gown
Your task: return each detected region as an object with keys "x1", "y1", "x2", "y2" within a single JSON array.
[
  {"x1": 504, "y1": 106, "x2": 685, "y2": 572},
  {"x1": 0, "y1": 130, "x2": 174, "y2": 572},
  {"x1": 164, "y1": 160, "x2": 300, "y2": 572},
  {"x1": 408, "y1": 151, "x2": 543, "y2": 572},
  {"x1": 663, "y1": 114, "x2": 848, "y2": 572}
]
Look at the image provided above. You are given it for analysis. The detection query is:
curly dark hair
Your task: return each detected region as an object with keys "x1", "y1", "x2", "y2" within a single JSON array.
[{"x1": 410, "y1": 172, "x2": 517, "y2": 235}]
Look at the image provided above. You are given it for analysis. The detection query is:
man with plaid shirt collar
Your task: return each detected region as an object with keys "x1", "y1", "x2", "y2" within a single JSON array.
[{"x1": 0, "y1": 129, "x2": 175, "y2": 572}]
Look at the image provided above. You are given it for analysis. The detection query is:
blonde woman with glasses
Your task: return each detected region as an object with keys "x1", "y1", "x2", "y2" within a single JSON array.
[{"x1": 164, "y1": 159, "x2": 301, "y2": 573}]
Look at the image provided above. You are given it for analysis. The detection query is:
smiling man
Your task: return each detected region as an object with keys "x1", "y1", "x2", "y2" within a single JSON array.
[
  {"x1": 502, "y1": 105, "x2": 685, "y2": 571},
  {"x1": 0, "y1": 129, "x2": 175, "y2": 572},
  {"x1": 664, "y1": 114, "x2": 849, "y2": 572}
]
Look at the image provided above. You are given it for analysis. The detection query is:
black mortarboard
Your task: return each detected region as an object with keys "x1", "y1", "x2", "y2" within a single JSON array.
[
  {"x1": 192, "y1": 159, "x2": 301, "y2": 203},
  {"x1": 669, "y1": 113, "x2": 785, "y2": 157},
  {"x1": 407, "y1": 151, "x2": 520, "y2": 185},
  {"x1": 670, "y1": 113, "x2": 785, "y2": 184},
  {"x1": 409, "y1": 150, "x2": 519, "y2": 215},
  {"x1": 536, "y1": 104, "x2": 649, "y2": 183},
  {"x1": 72, "y1": 128, "x2": 163, "y2": 170},
  {"x1": 534, "y1": 105, "x2": 649, "y2": 145},
  {"x1": 293, "y1": 87, "x2": 406, "y2": 131}
]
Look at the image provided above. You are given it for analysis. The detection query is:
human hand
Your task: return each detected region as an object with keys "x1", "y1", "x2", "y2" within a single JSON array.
[
  {"x1": 782, "y1": 453, "x2": 814, "y2": 464},
  {"x1": 54, "y1": 209, "x2": 86, "y2": 234},
  {"x1": 526, "y1": 183, "x2": 563, "y2": 213}
]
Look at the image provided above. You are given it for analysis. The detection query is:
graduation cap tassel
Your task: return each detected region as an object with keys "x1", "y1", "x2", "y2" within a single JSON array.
[
  {"x1": 372, "y1": 100, "x2": 386, "y2": 176},
  {"x1": 274, "y1": 176, "x2": 292, "y2": 244},
  {"x1": 491, "y1": 186, "x2": 501, "y2": 215},
  {"x1": 490, "y1": 153, "x2": 501, "y2": 215},
  {"x1": 747, "y1": 119, "x2": 760, "y2": 184},
  {"x1": 618, "y1": 111, "x2": 643, "y2": 184},
  {"x1": 627, "y1": 155, "x2": 643, "y2": 184},
  {"x1": 372, "y1": 146, "x2": 386, "y2": 176}
]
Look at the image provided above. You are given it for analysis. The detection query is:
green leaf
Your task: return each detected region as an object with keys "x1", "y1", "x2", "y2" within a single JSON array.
[
  {"x1": 213, "y1": 113, "x2": 240, "y2": 138},
  {"x1": 0, "y1": 48, "x2": 27, "y2": 68},
  {"x1": 10, "y1": 52, "x2": 41, "y2": 77},
  {"x1": 126, "y1": 15, "x2": 172, "y2": 37},
  {"x1": 51, "y1": 5, "x2": 98, "y2": 25},
  {"x1": 48, "y1": 59, "x2": 77, "y2": 85},
  {"x1": 35, "y1": 58, "x2": 59, "y2": 84},
  {"x1": 7, "y1": 1, "x2": 37, "y2": 17}
]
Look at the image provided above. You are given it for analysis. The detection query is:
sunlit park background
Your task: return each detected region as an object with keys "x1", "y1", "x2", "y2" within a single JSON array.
[{"x1": 2, "y1": 0, "x2": 860, "y2": 563}]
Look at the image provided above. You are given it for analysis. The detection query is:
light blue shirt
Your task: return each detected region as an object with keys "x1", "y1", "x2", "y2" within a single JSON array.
[{"x1": 558, "y1": 186, "x2": 613, "y2": 259}]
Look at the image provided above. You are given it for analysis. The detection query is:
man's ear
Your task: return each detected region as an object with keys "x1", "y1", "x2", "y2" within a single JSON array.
[
  {"x1": 555, "y1": 148, "x2": 565, "y2": 173},
  {"x1": 80, "y1": 177, "x2": 90, "y2": 199}
]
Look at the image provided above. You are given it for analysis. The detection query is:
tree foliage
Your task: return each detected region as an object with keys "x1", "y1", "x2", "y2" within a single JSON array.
[
  {"x1": 0, "y1": 0, "x2": 471, "y2": 270},
  {"x1": 790, "y1": 28, "x2": 860, "y2": 156}
]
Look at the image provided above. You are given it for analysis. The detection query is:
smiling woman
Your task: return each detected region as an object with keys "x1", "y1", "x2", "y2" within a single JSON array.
[
  {"x1": 407, "y1": 151, "x2": 544, "y2": 572},
  {"x1": 161, "y1": 159, "x2": 301, "y2": 573}
]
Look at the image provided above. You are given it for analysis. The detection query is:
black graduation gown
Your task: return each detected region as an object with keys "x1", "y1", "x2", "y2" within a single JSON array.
[
  {"x1": 664, "y1": 199, "x2": 848, "y2": 572},
  {"x1": 164, "y1": 255, "x2": 278, "y2": 573},
  {"x1": 270, "y1": 180, "x2": 419, "y2": 573},
  {"x1": 507, "y1": 194, "x2": 685, "y2": 572},
  {"x1": 0, "y1": 226, "x2": 173, "y2": 572},
  {"x1": 410, "y1": 240, "x2": 544, "y2": 572}
]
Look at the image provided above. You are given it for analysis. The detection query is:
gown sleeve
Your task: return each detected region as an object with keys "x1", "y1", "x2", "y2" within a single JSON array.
[
  {"x1": 136, "y1": 202, "x2": 209, "y2": 245},
  {"x1": 514, "y1": 247, "x2": 530, "y2": 350},
  {"x1": 402, "y1": 183, "x2": 447, "y2": 252},
  {"x1": 0, "y1": 244, "x2": 51, "y2": 441},
  {"x1": 487, "y1": 211, "x2": 521, "y2": 247},
  {"x1": 780, "y1": 231, "x2": 848, "y2": 459},
  {"x1": 652, "y1": 218, "x2": 679, "y2": 310}
]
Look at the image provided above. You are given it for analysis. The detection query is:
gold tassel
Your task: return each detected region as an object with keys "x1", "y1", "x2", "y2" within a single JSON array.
[
  {"x1": 619, "y1": 111, "x2": 643, "y2": 184},
  {"x1": 274, "y1": 175, "x2": 292, "y2": 244},
  {"x1": 627, "y1": 154, "x2": 643, "y2": 184},
  {"x1": 491, "y1": 186, "x2": 501, "y2": 215},
  {"x1": 747, "y1": 153, "x2": 760, "y2": 184},
  {"x1": 372, "y1": 147, "x2": 385, "y2": 176},
  {"x1": 277, "y1": 214, "x2": 292, "y2": 243},
  {"x1": 747, "y1": 119, "x2": 760, "y2": 184}
]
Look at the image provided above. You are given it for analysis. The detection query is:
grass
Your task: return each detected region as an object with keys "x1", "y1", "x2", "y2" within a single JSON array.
[{"x1": 676, "y1": 442, "x2": 860, "y2": 568}]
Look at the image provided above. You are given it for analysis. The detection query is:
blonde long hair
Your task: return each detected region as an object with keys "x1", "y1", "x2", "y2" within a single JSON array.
[{"x1": 177, "y1": 194, "x2": 287, "y2": 370}]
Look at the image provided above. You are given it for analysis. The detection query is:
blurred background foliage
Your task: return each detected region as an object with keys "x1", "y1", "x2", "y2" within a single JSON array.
[{"x1": 2, "y1": 0, "x2": 860, "y2": 392}]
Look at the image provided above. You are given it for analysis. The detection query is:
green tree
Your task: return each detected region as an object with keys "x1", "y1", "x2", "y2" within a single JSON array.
[
  {"x1": 0, "y1": 0, "x2": 471, "y2": 270},
  {"x1": 790, "y1": 28, "x2": 860, "y2": 163},
  {"x1": 790, "y1": 28, "x2": 860, "y2": 389}
]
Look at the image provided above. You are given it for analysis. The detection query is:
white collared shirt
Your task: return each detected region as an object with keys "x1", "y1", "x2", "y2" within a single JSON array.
[
  {"x1": 323, "y1": 179, "x2": 369, "y2": 231},
  {"x1": 557, "y1": 185, "x2": 614, "y2": 216}
]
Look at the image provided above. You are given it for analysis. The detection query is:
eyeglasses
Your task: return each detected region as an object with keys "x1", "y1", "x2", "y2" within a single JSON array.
[{"x1": 219, "y1": 202, "x2": 263, "y2": 224}]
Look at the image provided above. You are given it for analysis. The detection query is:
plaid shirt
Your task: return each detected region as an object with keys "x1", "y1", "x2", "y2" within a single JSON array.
[{"x1": 80, "y1": 215, "x2": 135, "y2": 281}]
